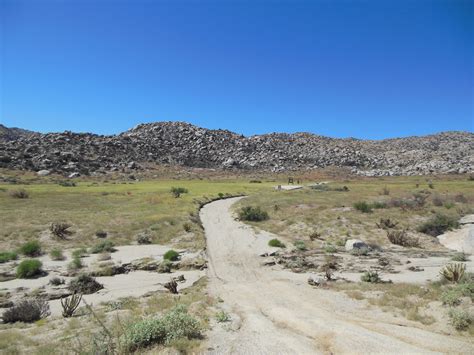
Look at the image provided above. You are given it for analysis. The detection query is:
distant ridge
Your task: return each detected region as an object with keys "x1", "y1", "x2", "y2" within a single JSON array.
[{"x1": 0, "y1": 121, "x2": 472, "y2": 176}]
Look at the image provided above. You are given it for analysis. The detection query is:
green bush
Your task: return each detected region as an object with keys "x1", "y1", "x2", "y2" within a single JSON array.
[
  {"x1": 90, "y1": 240, "x2": 116, "y2": 254},
  {"x1": 72, "y1": 247, "x2": 88, "y2": 259},
  {"x1": 215, "y1": 310, "x2": 231, "y2": 323},
  {"x1": 19, "y1": 240, "x2": 42, "y2": 257},
  {"x1": 163, "y1": 250, "x2": 179, "y2": 261},
  {"x1": 16, "y1": 259, "x2": 43, "y2": 278},
  {"x1": 0, "y1": 251, "x2": 18, "y2": 263},
  {"x1": 238, "y1": 206, "x2": 269, "y2": 222},
  {"x1": 183, "y1": 223, "x2": 192, "y2": 232},
  {"x1": 121, "y1": 305, "x2": 201, "y2": 351},
  {"x1": 353, "y1": 201, "x2": 372, "y2": 213},
  {"x1": 49, "y1": 248, "x2": 65, "y2": 261},
  {"x1": 452, "y1": 253, "x2": 469, "y2": 262},
  {"x1": 268, "y1": 239, "x2": 285, "y2": 248},
  {"x1": 448, "y1": 309, "x2": 472, "y2": 331},
  {"x1": 371, "y1": 201, "x2": 387, "y2": 209},
  {"x1": 293, "y1": 240, "x2": 307, "y2": 251},
  {"x1": 417, "y1": 213, "x2": 459, "y2": 237},
  {"x1": 361, "y1": 270, "x2": 381, "y2": 283},
  {"x1": 170, "y1": 187, "x2": 188, "y2": 198},
  {"x1": 441, "y1": 289, "x2": 462, "y2": 306},
  {"x1": 324, "y1": 244, "x2": 337, "y2": 253}
]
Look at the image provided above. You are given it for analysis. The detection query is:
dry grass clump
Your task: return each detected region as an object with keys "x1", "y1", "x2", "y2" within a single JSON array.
[
  {"x1": 9, "y1": 189, "x2": 29, "y2": 199},
  {"x1": 50, "y1": 222, "x2": 73, "y2": 239}
]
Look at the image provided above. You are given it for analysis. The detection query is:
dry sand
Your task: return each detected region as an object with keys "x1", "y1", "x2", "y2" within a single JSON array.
[{"x1": 201, "y1": 197, "x2": 473, "y2": 354}]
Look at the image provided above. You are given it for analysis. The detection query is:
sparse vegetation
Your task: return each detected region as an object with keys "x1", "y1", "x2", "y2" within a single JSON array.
[
  {"x1": 294, "y1": 240, "x2": 307, "y2": 251},
  {"x1": 418, "y1": 213, "x2": 459, "y2": 237},
  {"x1": 61, "y1": 293, "x2": 82, "y2": 318},
  {"x1": 49, "y1": 277, "x2": 65, "y2": 286},
  {"x1": 452, "y1": 253, "x2": 469, "y2": 262},
  {"x1": 136, "y1": 232, "x2": 152, "y2": 244},
  {"x1": 163, "y1": 249, "x2": 180, "y2": 261},
  {"x1": 376, "y1": 218, "x2": 398, "y2": 229},
  {"x1": 16, "y1": 259, "x2": 43, "y2": 278},
  {"x1": 268, "y1": 238, "x2": 285, "y2": 248},
  {"x1": 183, "y1": 222, "x2": 192, "y2": 232},
  {"x1": 121, "y1": 305, "x2": 201, "y2": 351},
  {"x1": 448, "y1": 309, "x2": 472, "y2": 331},
  {"x1": 19, "y1": 240, "x2": 42, "y2": 257},
  {"x1": 238, "y1": 206, "x2": 269, "y2": 221},
  {"x1": 324, "y1": 244, "x2": 337, "y2": 253},
  {"x1": 95, "y1": 230, "x2": 107, "y2": 238},
  {"x1": 2, "y1": 299, "x2": 50, "y2": 323}
]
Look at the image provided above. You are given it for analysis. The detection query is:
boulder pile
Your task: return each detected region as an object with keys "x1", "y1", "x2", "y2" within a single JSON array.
[{"x1": 0, "y1": 122, "x2": 472, "y2": 176}]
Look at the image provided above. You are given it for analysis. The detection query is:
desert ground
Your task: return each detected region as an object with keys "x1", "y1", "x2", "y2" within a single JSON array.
[{"x1": 0, "y1": 169, "x2": 473, "y2": 354}]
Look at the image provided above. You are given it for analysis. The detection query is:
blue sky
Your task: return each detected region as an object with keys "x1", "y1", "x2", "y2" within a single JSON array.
[{"x1": 0, "y1": 0, "x2": 472, "y2": 138}]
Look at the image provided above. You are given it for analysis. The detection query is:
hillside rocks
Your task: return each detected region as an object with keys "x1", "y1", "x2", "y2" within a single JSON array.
[{"x1": 0, "y1": 121, "x2": 472, "y2": 176}]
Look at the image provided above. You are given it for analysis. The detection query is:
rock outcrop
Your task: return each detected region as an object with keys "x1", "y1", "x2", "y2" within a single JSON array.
[{"x1": 0, "y1": 121, "x2": 472, "y2": 176}]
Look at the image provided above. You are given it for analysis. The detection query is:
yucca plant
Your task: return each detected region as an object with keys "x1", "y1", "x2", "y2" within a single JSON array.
[
  {"x1": 440, "y1": 263, "x2": 466, "y2": 283},
  {"x1": 61, "y1": 293, "x2": 82, "y2": 318}
]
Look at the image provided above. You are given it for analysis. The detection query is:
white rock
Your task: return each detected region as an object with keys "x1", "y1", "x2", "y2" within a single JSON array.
[
  {"x1": 37, "y1": 170, "x2": 50, "y2": 176},
  {"x1": 345, "y1": 239, "x2": 368, "y2": 251}
]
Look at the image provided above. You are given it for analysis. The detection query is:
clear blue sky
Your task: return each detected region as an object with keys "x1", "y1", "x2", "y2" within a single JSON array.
[{"x1": 1, "y1": 0, "x2": 472, "y2": 138}]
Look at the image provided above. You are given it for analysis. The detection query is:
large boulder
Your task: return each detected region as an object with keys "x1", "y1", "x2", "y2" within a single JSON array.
[{"x1": 345, "y1": 239, "x2": 368, "y2": 251}]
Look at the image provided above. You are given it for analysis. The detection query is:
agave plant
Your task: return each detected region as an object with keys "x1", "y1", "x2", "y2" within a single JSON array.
[{"x1": 440, "y1": 263, "x2": 466, "y2": 283}]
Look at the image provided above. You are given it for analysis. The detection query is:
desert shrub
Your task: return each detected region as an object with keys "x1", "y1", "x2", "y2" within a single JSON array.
[
  {"x1": 95, "y1": 230, "x2": 107, "y2": 238},
  {"x1": 371, "y1": 201, "x2": 387, "y2": 209},
  {"x1": 49, "y1": 277, "x2": 65, "y2": 286},
  {"x1": 218, "y1": 192, "x2": 224, "y2": 198},
  {"x1": 376, "y1": 218, "x2": 398, "y2": 229},
  {"x1": 121, "y1": 305, "x2": 201, "y2": 350},
  {"x1": 428, "y1": 182, "x2": 434, "y2": 189},
  {"x1": 310, "y1": 184, "x2": 329, "y2": 191},
  {"x1": 412, "y1": 191, "x2": 430, "y2": 208},
  {"x1": 294, "y1": 240, "x2": 307, "y2": 251},
  {"x1": 454, "y1": 193, "x2": 468, "y2": 203},
  {"x1": 19, "y1": 240, "x2": 42, "y2": 256},
  {"x1": 440, "y1": 263, "x2": 466, "y2": 283},
  {"x1": 444, "y1": 202, "x2": 455, "y2": 209},
  {"x1": 324, "y1": 244, "x2": 337, "y2": 253},
  {"x1": 388, "y1": 197, "x2": 416, "y2": 210},
  {"x1": 448, "y1": 309, "x2": 472, "y2": 331},
  {"x1": 49, "y1": 248, "x2": 65, "y2": 261},
  {"x1": 452, "y1": 253, "x2": 469, "y2": 262},
  {"x1": 353, "y1": 201, "x2": 372, "y2": 213},
  {"x1": 238, "y1": 206, "x2": 269, "y2": 221},
  {"x1": 16, "y1": 259, "x2": 43, "y2": 278},
  {"x1": 249, "y1": 180, "x2": 262, "y2": 183},
  {"x1": 386, "y1": 230, "x2": 420, "y2": 247},
  {"x1": 97, "y1": 252, "x2": 111, "y2": 261},
  {"x1": 137, "y1": 233, "x2": 152, "y2": 244},
  {"x1": 332, "y1": 186, "x2": 350, "y2": 192},
  {"x1": 215, "y1": 310, "x2": 231, "y2": 323},
  {"x1": 0, "y1": 251, "x2": 17, "y2": 263},
  {"x1": 432, "y1": 194, "x2": 444, "y2": 206},
  {"x1": 170, "y1": 187, "x2": 188, "y2": 198},
  {"x1": 418, "y1": 214, "x2": 459, "y2": 237},
  {"x1": 90, "y1": 240, "x2": 116, "y2": 254},
  {"x1": 2, "y1": 299, "x2": 50, "y2": 323},
  {"x1": 268, "y1": 239, "x2": 285, "y2": 248},
  {"x1": 441, "y1": 289, "x2": 462, "y2": 306},
  {"x1": 183, "y1": 223, "x2": 192, "y2": 232},
  {"x1": 9, "y1": 189, "x2": 29, "y2": 199},
  {"x1": 309, "y1": 231, "x2": 321, "y2": 241},
  {"x1": 351, "y1": 247, "x2": 370, "y2": 256},
  {"x1": 381, "y1": 186, "x2": 390, "y2": 195},
  {"x1": 68, "y1": 274, "x2": 103, "y2": 294},
  {"x1": 49, "y1": 222, "x2": 72, "y2": 239},
  {"x1": 361, "y1": 270, "x2": 381, "y2": 283},
  {"x1": 163, "y1": 250, "x2": 179, "y2": 261},
  {"x1": 58, "y1": 180, "x2": 76, "y2": 187}
]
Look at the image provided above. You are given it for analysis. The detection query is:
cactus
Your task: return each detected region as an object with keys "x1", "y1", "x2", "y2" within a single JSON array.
[
  {"x1": 61, "y1": 293, "x2": 82, "y2": 317},
  {"x1": 440, "y1": 263, "x2": 466, "y2": 283},
  {"x1": 164, "y1": 279, "x2": 178, "y2": 294}
]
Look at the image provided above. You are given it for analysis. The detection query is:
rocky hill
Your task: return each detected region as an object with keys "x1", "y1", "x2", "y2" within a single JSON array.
[
  {"x1": 0, "y1": 124, "x2": 38, "y2": 142},
  {"x1": 0, "y1": 121, "x2": 472, "y2": 176}
]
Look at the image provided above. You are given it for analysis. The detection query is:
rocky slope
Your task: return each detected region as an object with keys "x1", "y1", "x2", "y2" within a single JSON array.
[{"x1": 0, "y1": 121, "x2": 472, "y2": 176}]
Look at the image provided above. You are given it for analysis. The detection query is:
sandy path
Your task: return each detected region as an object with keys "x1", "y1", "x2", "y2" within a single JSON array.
[{"x1": 201, "y1": 197, "x2": 473, "y2": 354}]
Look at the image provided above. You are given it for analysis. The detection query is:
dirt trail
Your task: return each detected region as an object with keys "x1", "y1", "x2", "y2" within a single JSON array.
[{"x1": 201, "y1": 197, "x2": 473, "y2": 354}]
